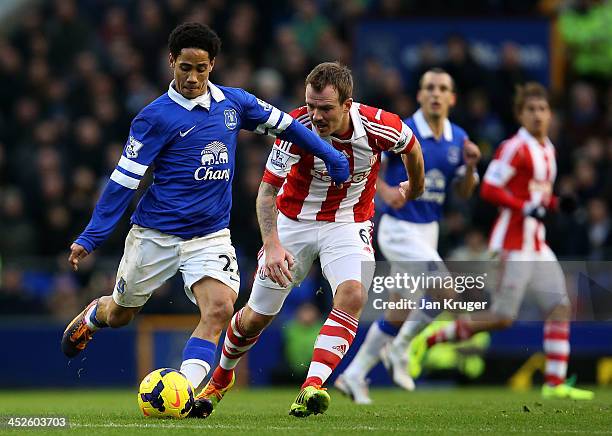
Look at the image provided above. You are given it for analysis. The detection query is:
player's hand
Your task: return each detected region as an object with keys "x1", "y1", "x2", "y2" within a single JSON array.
[
  {"x1": 324, "y1": 149, "x2": 350, "y2": 188},
  {"x1": 463, "y1": 139, "x2": 481, "y2": 167},
  {"x1": 399, "y1": 180, "x2": 422, "y2": 201},
  {"x1": 263, "y1": 240, "x2": 295, "y2": 288},
  {"x1": 523, "y1": 201, "x2": 547, "y2": 222},
  {"x1": 379, "y1": 183, "x2": 407, "y2": 209},
  {"x1": 68, "y1": 243, "x2": 89, "y2": 271}
]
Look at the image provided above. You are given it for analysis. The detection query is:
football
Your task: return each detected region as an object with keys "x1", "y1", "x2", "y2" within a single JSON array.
[{"x1": 137, "y1": 368, "x2": 195, "y2": 418}]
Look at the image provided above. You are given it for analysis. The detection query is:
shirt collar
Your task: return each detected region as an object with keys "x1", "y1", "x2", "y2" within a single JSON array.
[
  {"x1": 167, "y1": 80, "x2": 225, "y2": 110},
  {"x1": 517, "y1": 127, "x2": 553, "y2": 149},
  {"x1": 349, "y1": 102, "x2": 366, "y2": 139},
  {"x1": 207, "y1": 81, "x2": 225, "y2": 102},
  {"x1": 413, "y1": 108, "x2": 453, "y2": 142}
]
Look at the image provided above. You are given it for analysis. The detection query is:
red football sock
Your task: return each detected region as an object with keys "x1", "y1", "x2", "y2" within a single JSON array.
[{"x1": 302, "y1": 308, "x2": 358, "y2": 388}]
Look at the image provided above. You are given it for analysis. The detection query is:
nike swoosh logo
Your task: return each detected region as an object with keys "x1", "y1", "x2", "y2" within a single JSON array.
[
  {"x1": 170, "y1": 383, "x2": 181, "y2": 407},
  {"x1": 179, "y1": 125, "x2": 196, "y2": 137},
  {"x1": 230, "y1": 276, "x2": 239, "y2": 282}
]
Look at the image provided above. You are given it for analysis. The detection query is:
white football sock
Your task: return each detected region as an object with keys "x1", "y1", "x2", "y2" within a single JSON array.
[
  {"x1": 84, "y1": 304, "x2": 101, "y2": 331},
  {"x1": 391, "y1": 309, "x2": 434, "y2": 350},
  {"x1": 344, "y1": 321, "x2": 394, "y2": 380},
  {"x1": 179, "y1": 359, "x2": 211, "y2": 389}
]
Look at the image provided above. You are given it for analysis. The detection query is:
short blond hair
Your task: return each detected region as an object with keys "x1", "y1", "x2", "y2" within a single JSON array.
[{"x1": 305, "y1": 62, "x2": 353, "y2": 103}]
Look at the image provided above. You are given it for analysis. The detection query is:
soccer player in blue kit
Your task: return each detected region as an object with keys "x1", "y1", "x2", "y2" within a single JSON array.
[
  {"x1": 61, "y1": 23, "x2": 349, "y2": 410},
  {"x1": 337, "y1": 68, "x2": 481, "y2": 403}
]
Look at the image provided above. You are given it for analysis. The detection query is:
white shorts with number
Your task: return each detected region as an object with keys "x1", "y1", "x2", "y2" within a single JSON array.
[
  {"x1": 248, "y1": 213, "x2": 376, "y2": 316},
  {"x1": 112, "y1": 225, "x2": 240, "y2": 308},
  {"x1": 490, "y1": 246, "x2": 569, "y2": 319},
  {"x1": 377, "y1": 214, "x2": 447, "y2": 297}
]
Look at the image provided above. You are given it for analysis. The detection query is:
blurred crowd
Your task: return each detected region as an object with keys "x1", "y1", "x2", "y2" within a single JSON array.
[{"x1": 0, "y1": 0, "x2": 610, "y2": 319}]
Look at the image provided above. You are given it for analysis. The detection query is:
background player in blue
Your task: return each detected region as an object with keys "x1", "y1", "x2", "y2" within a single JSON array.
[
  {"x1": 60, "y1": 22, "x2": 349, "y2": 413},
  {"x1": 336, "y1": 68, "x2": 481, "y2": 403}
]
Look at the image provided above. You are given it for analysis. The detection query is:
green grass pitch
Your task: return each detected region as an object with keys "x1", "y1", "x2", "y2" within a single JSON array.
[{"x1": 0, "y1": 387, "x2": 611, "y2": 435}]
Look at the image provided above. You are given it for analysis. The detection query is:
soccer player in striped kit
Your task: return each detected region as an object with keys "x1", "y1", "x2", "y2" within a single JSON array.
[
  {"x1": 405, "y1": 83, "x2": 593, "y2": 400},
  {"x1": 194, "y1": 62, "x2": 425, "y2": 418}
]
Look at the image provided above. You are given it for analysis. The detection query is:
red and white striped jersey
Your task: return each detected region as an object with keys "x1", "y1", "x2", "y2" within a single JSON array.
[
  {"x1": 483, "y1": 128, "x2": 558, "y2": 251},
  {"x1": 262, "y1": 103, "x2": 416, "y2": 222}
]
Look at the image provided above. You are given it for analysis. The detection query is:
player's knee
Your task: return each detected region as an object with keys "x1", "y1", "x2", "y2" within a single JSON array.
[
  {"x1": 334, "y1": 280, "x2": 366, "y2": 316},
  {"x1": 201, "y1": 299, "x2": 234, "y2": 327}
]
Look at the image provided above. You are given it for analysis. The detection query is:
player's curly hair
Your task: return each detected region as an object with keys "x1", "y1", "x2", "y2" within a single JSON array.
[
  {"x1": 514, "y1": 82, "x2": 549, "y2": 119},
  {"x1": 305, "y1": 62, "x2": 353, "y2": 103},
  {"x1": 168, "y1": 22, "x2": 222, "y2": 60}
]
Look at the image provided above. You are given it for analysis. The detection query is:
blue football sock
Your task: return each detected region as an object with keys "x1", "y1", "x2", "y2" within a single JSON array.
[
  {"x1": 180, "y1": 337, "x2": 216, "y2": 388},
  {"x1": 85, "y1": 302, "x2": 107, "y2": 330},
  {"x1": 376, "y1": 317, "x2": 400, "y2": 337}
]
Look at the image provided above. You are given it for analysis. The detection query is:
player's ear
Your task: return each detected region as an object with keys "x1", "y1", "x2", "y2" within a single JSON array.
[
  {"x1": 516, "y1": 109, "x2": 525, "y2": 126},
  {"x1": 343, "y1": 98, "x2": 352, "y2": 113},
  {"x1": 209, "y1": 58, "x2": 215, "y2": 72},
  {"x1": 169, "y1": 53, "x2": 175, "y2": 69},
  {"x1": 449, "y1": 92, "x2": 457, "y2": 108},
  {"x1": 416, "y1": 89, "x2": 425, "y2": 106}
]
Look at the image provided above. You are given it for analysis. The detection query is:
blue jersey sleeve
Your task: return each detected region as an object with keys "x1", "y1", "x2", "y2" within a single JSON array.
[
  {"x1": 238, "y1": 90, "x2": 349, "y2": 183},
  {"x1": 238, "y1": 90, "x2": 294, "y2": 136},
  {"x1": 74, "y1": 112, "x2": 167, "y2": 252}
]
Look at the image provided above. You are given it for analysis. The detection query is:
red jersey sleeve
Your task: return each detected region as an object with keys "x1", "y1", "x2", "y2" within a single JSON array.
[{"x1": 481, "y1": 140, "x2": 527, "y2": 211}]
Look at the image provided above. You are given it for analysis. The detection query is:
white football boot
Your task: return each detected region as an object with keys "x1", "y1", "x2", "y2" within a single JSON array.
[
  {"x1": 334, "y1": 373, "x2": 372, "y2": 405},
  {"x1": 380, "y1": 344, "x2": 415, "y2": 391}
]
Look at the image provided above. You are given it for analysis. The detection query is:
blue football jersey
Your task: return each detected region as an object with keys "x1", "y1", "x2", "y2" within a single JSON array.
[
  {"x1": 75, "y1": 81, "x2": 328, "y2": 253},
  {"x1": 381, "y1": 109, "x2": 471, "y2": 223}
]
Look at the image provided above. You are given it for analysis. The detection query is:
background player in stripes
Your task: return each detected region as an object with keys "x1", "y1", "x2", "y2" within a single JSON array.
[
  {"x1": 407, "y1": 82, "x2": 594, "y2": 400},
  {"x1": 60, "y1": 23, "x2": 349, "y2": 417},
  {"x1": 193, "y1": 62, "x2": 425, "y2": 418}
]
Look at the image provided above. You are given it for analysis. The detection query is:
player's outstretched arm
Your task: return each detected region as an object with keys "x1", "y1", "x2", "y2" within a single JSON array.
[
  {"x1": 69, "y1": 177, "x2": 139, "y2": 269},
  {"x1": 399, "y1": 138, "x2": 425, "y2": 201},
  {"x1": 72, "y1": 114, "x2": 164, "y2": 262},
  {"x1": 455, "y1": 139, "x2": 481, "y2": 199},
  {"x1": 278, "y1": 119, "x2": 349, "y2": 186},
  {"x1": 241, "y1": 91, "x2": 349, "y2": 186},
  {"x1": 256, "y1": 181, "x2": 295, "y2": 287},
  {"x1": 72, "y1": 180, "x2": 139, "y2": 258}
]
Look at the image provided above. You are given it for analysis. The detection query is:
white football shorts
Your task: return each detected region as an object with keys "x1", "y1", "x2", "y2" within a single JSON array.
[
  {"x1": 248, "y1": 213, "x2": 376, "y2": 316},
  {"x1": 490, "y1": 245, "x2": 569, "y2": 319},
  {"x1": 377, "y1": 213, "x2": 448, "y2": 297},
  {"x1": 112, "y1": 225, "x2": 240, "y2": 308}
]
